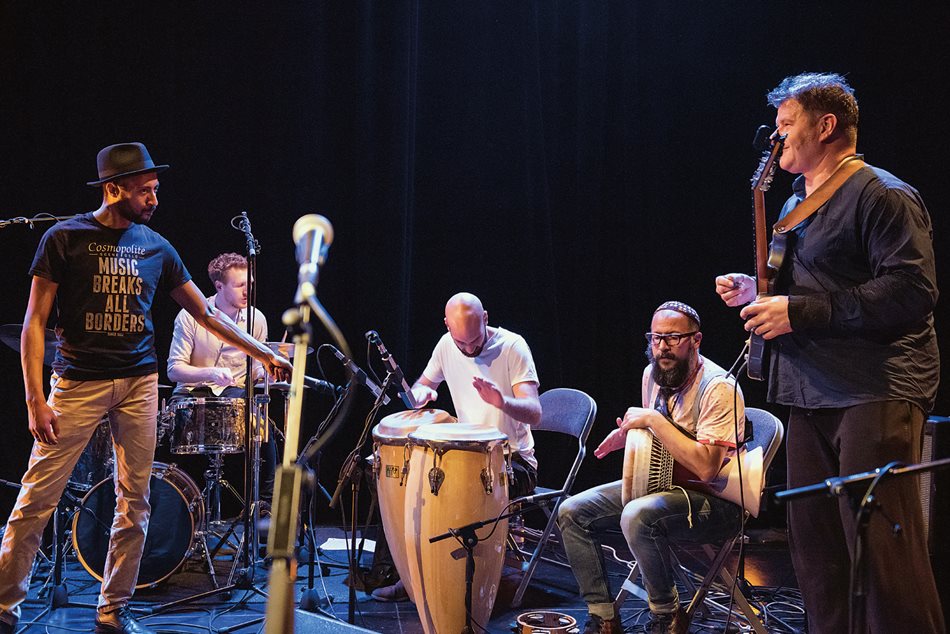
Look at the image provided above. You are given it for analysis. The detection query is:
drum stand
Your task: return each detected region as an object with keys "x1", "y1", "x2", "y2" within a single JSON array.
[
  {"x1": 147, "y1": 393, "x2": 272, "y2": 617},
  {"x1": 20, "y1": 489, "x2": 99, "y2": 631}
]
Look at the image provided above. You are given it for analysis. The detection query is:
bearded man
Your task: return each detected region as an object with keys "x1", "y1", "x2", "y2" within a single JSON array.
[{"x1": 557, "y1": 301, "x2": 746, "y2": 634}]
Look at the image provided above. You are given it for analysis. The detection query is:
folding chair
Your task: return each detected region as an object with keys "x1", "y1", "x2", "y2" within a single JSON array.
[
  {"x1": 510, "y1": 387, "x2": 597, "y2": 607},
  {"x1": 613, "y1": 407, "x2": 785, "y2": 632}
]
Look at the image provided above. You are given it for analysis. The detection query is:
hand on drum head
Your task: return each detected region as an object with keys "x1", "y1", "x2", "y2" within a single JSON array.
[
  {"x1": 410, "y1": 384, "x2": 438, "y2": 408},
  {"x1": 28, "y1": 400, "x2": 59, "y2": 445}
]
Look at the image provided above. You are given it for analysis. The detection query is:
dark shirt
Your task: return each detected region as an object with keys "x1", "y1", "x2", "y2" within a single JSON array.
[
  {"x1": 30, "y1": 212, "x2": 191, "y2": 380},
  {"x1": 768, "y1": 163, "x2": 939, "y2": 411}
]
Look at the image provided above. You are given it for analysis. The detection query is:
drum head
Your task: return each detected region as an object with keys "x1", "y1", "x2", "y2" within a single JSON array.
[
  {"x1": 409, "y1": 421, "x2": 507, "y2": 445},
  {"x1": 373, "y1": 409, "x2": 456, "y2": 443},
  {"x1": 73, "y1": 464, "x2": 197, "y2": 589}
]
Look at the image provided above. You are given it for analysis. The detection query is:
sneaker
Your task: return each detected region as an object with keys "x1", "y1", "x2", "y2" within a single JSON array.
[
  {"x1": 583, "y1": 614, "x2": 623, "y2": 634},
  {"x1": 94, "y1": 606, "x2": 156, "y2": 634},
  {"x1": 371, "y1": 579, "x2": 409, "y2": 603}
]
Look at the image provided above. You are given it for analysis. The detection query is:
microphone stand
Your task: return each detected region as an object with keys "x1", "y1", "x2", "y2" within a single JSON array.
[
  {"x1": 428, "y1": 495, "x2": 560, "y2": 634},
  {"x1": 775, "y1": 456, "x2": 950, "y2": 634},
  {"x1": 328, "y1": 369, "x2": 397, "y2": 625},
  {"x1": 148, "y1": 213, "x2": 268, "y2": 619}
]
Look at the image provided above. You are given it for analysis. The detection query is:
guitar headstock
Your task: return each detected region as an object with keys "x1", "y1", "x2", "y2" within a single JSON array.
[{"x1": 750, "y1": 132, "x2": 786, "y2": 193}]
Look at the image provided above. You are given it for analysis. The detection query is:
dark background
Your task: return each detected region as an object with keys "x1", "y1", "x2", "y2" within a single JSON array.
[{"x1": 2, "y1": 3, "x2": 948, "y2": 533}]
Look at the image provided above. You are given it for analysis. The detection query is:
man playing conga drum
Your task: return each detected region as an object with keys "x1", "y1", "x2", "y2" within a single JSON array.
[
  {"x1": 371, "y1": 291, "x2": 542, "y2": 602},
  {"x1": 558, "y1": 301, "x2": 746, "y2": 634}
]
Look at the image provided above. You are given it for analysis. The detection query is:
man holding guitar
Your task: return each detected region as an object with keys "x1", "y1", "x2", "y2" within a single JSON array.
[
  {"x1": 558, "y1": 302, "x2": 746, "y2": 634},
  {"x1": 716, "y1": 73, "x2": 943, "y2": 634}
]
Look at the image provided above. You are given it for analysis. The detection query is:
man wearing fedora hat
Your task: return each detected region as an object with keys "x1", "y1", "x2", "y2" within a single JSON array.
[{"x1": 0, "y1": 142, "x2": 292, "y2": 634}]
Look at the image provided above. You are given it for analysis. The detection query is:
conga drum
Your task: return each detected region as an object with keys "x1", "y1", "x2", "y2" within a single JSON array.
[
  {"x1": 404, "y1": 423, "x2": 511, "y2": 634},
  {"x1": 372, "y1": 408, "x2": 455, "y2": 603}
]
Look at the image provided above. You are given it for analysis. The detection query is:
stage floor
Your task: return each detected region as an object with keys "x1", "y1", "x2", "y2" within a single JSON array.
[{"x1": 11, "y1": 524, "x2": 805, "y2": 633}]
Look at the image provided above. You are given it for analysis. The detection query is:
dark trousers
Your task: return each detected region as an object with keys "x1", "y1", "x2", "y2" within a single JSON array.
[{"x1": 786, "y1": 401, "x2": 945, "y2": 634}]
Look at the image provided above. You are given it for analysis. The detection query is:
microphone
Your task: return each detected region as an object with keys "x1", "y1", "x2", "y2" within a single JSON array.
[
  {"x1": 239, "y1": 211, "x2": 258, "y2": 257},
  {"x1": 752, "y1": 125, "x2": 773, "y2": 152},
  {"x1": 365, "y1": 330, "x2": 418, "y2": 409},
  {"x1": 292, "y1": 214, "x2": 334, "y2": 302},
  {"x1": 331, "y1": 346, "x2": 390, "y2": 405},
  {"x1": 302, "y1": 375, "x2": 341, "y2": 396}
]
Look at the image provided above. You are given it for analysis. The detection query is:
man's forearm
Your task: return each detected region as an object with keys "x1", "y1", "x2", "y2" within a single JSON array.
[{"x1": 501, "y1": 396, "x2": 542, "y2": 426}]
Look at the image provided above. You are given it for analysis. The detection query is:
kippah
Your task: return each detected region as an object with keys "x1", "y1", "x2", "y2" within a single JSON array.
[{"x1": 654, "y1": 301, "x2": 701, "y2": 328}]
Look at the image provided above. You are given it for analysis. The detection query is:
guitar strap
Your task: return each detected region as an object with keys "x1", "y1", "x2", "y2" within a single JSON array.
[{"x1": 773, "y1": 155, "x2": 865, "y2": 234}]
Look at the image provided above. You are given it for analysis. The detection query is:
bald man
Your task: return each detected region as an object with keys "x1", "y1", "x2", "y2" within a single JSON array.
[
  {"x1": 370, "y1": 292, "x2": 542, "y2": 602},
  {"x1": 410, "y1": 292, "x2": 542, "y2": 485}
]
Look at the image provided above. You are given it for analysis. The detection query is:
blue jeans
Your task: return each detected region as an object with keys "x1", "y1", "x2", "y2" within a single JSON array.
[{"x1": 557, "y1": 480, "x2": 742, "y2": 619}]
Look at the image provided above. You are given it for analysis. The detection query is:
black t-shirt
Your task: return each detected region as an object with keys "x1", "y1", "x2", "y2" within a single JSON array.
[{"x1": 30, "y1": 212, "x2": 192, "y2": 380}]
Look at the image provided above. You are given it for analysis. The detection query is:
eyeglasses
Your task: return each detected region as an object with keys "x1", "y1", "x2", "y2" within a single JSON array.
[{"x1": 644, "y1": 332, "x2": 698, "y2": 347}]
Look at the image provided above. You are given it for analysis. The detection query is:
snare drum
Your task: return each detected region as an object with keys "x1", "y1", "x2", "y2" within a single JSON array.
[
  {"x1": 372, "y1": 409, "x2": 455, "y2": 603},
  {"x1": 171, "y1": 396, "x2": 246, "y2": 454},
  {"x1": 72, "y1": 462, "x2": 203, "y2": 589},
  {"x1": 404, "y1": 423, "x2": 511, "y2": 634}
]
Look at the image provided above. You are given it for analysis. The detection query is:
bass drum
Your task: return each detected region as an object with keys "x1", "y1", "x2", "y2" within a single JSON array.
[{"x1": 72, "y1": 462, "x2": 203, "y2": 589}]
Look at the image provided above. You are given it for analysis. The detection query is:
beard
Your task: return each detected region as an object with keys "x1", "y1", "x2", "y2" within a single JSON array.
[
  {"x1": 115, "y1": 198, "x2": 154, "y2": 225},
  {"x1": 646, "y1": 344, "x2": 692, "y2": 388}
]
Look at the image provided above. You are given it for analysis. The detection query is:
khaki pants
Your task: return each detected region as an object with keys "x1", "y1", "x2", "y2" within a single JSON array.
[{"x1": 0, "y1": 373, "x2": 157, "y2": 621}]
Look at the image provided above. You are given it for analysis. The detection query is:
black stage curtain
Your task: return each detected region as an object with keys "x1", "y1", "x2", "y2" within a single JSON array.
[{"x1": 2, "y1": 3, "x2": 948, "y2": 527}]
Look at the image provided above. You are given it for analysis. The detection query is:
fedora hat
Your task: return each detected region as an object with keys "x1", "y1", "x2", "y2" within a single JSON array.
[{"x1": 86, "y1": 142, "x2": 169, "y2": 186}]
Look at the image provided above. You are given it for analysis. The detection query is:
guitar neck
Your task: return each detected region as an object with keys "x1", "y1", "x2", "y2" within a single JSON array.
[{"x1": 753, "y1": 189, "x2": 770, "y2": 295}]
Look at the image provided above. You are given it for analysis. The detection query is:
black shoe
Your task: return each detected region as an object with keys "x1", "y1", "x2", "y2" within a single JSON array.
[
  {"x1": 583, "y1": 614, "x2": 623, "y2": 634},
  {"x1": 644, "y1": 607, "x2": 687, "y2": 634},
  {"x1": 95, "y1": 606, "x2": 156, "y2": 634}
]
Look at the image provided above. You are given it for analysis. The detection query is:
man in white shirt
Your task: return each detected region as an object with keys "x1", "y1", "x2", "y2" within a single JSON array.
[
  {"x1": 166, "y1": 253, "x2": 275, "y2": 504},
  {"x1": 371, "y1": 291, "x2": 542, "y2": 601}
]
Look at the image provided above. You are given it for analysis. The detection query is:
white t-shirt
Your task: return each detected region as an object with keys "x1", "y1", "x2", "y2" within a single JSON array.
[{"x1": 422, "y1": 327, "x2": 540, "y2": 468}]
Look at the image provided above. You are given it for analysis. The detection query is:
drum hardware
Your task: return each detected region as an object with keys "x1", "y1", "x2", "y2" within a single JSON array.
[
  {"x1": 328, "y1": 365, "x2": 399, "y2": 626},
  {"x1": 28, "y1": 488, "x2": 103, "y2": 626}
]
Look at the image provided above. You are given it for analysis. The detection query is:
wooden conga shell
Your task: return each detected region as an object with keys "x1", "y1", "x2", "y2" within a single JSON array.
[
  {"x1": 372, "y1": 409, "x2": 455, "y2": 603},
  {"x1": 404, "y1": 423, "x2": 510, "y2": 634}
]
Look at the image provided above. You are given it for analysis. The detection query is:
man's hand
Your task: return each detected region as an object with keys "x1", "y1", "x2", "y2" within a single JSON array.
[
  {"x1": 715, "y1": 273, "x2": 756, "y2": 307},
  {"x1": 594, "y1": 427, "x2": 625, "y2": 459},
  {"x1": 411, "y1": 384, "x2": 438, "y2": 408},
  {"x1": 472, "y1": 376, "x2": 505, "y2": 409},
  {"x1": 28, "y1": 400, "x2": 59, "y2": 444},
  {"x1": 594, "y1": 407, "x2": 665, "y2": 459},
  {"x1": 265, "y1": 353, "x2": 293, "y2": 382},
  {"x1": 740, "y1": 295, "x2": 792, "y2": 339},
  {"x1": 205, "y1": 367, "x2": 235, "y2": 388}
]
